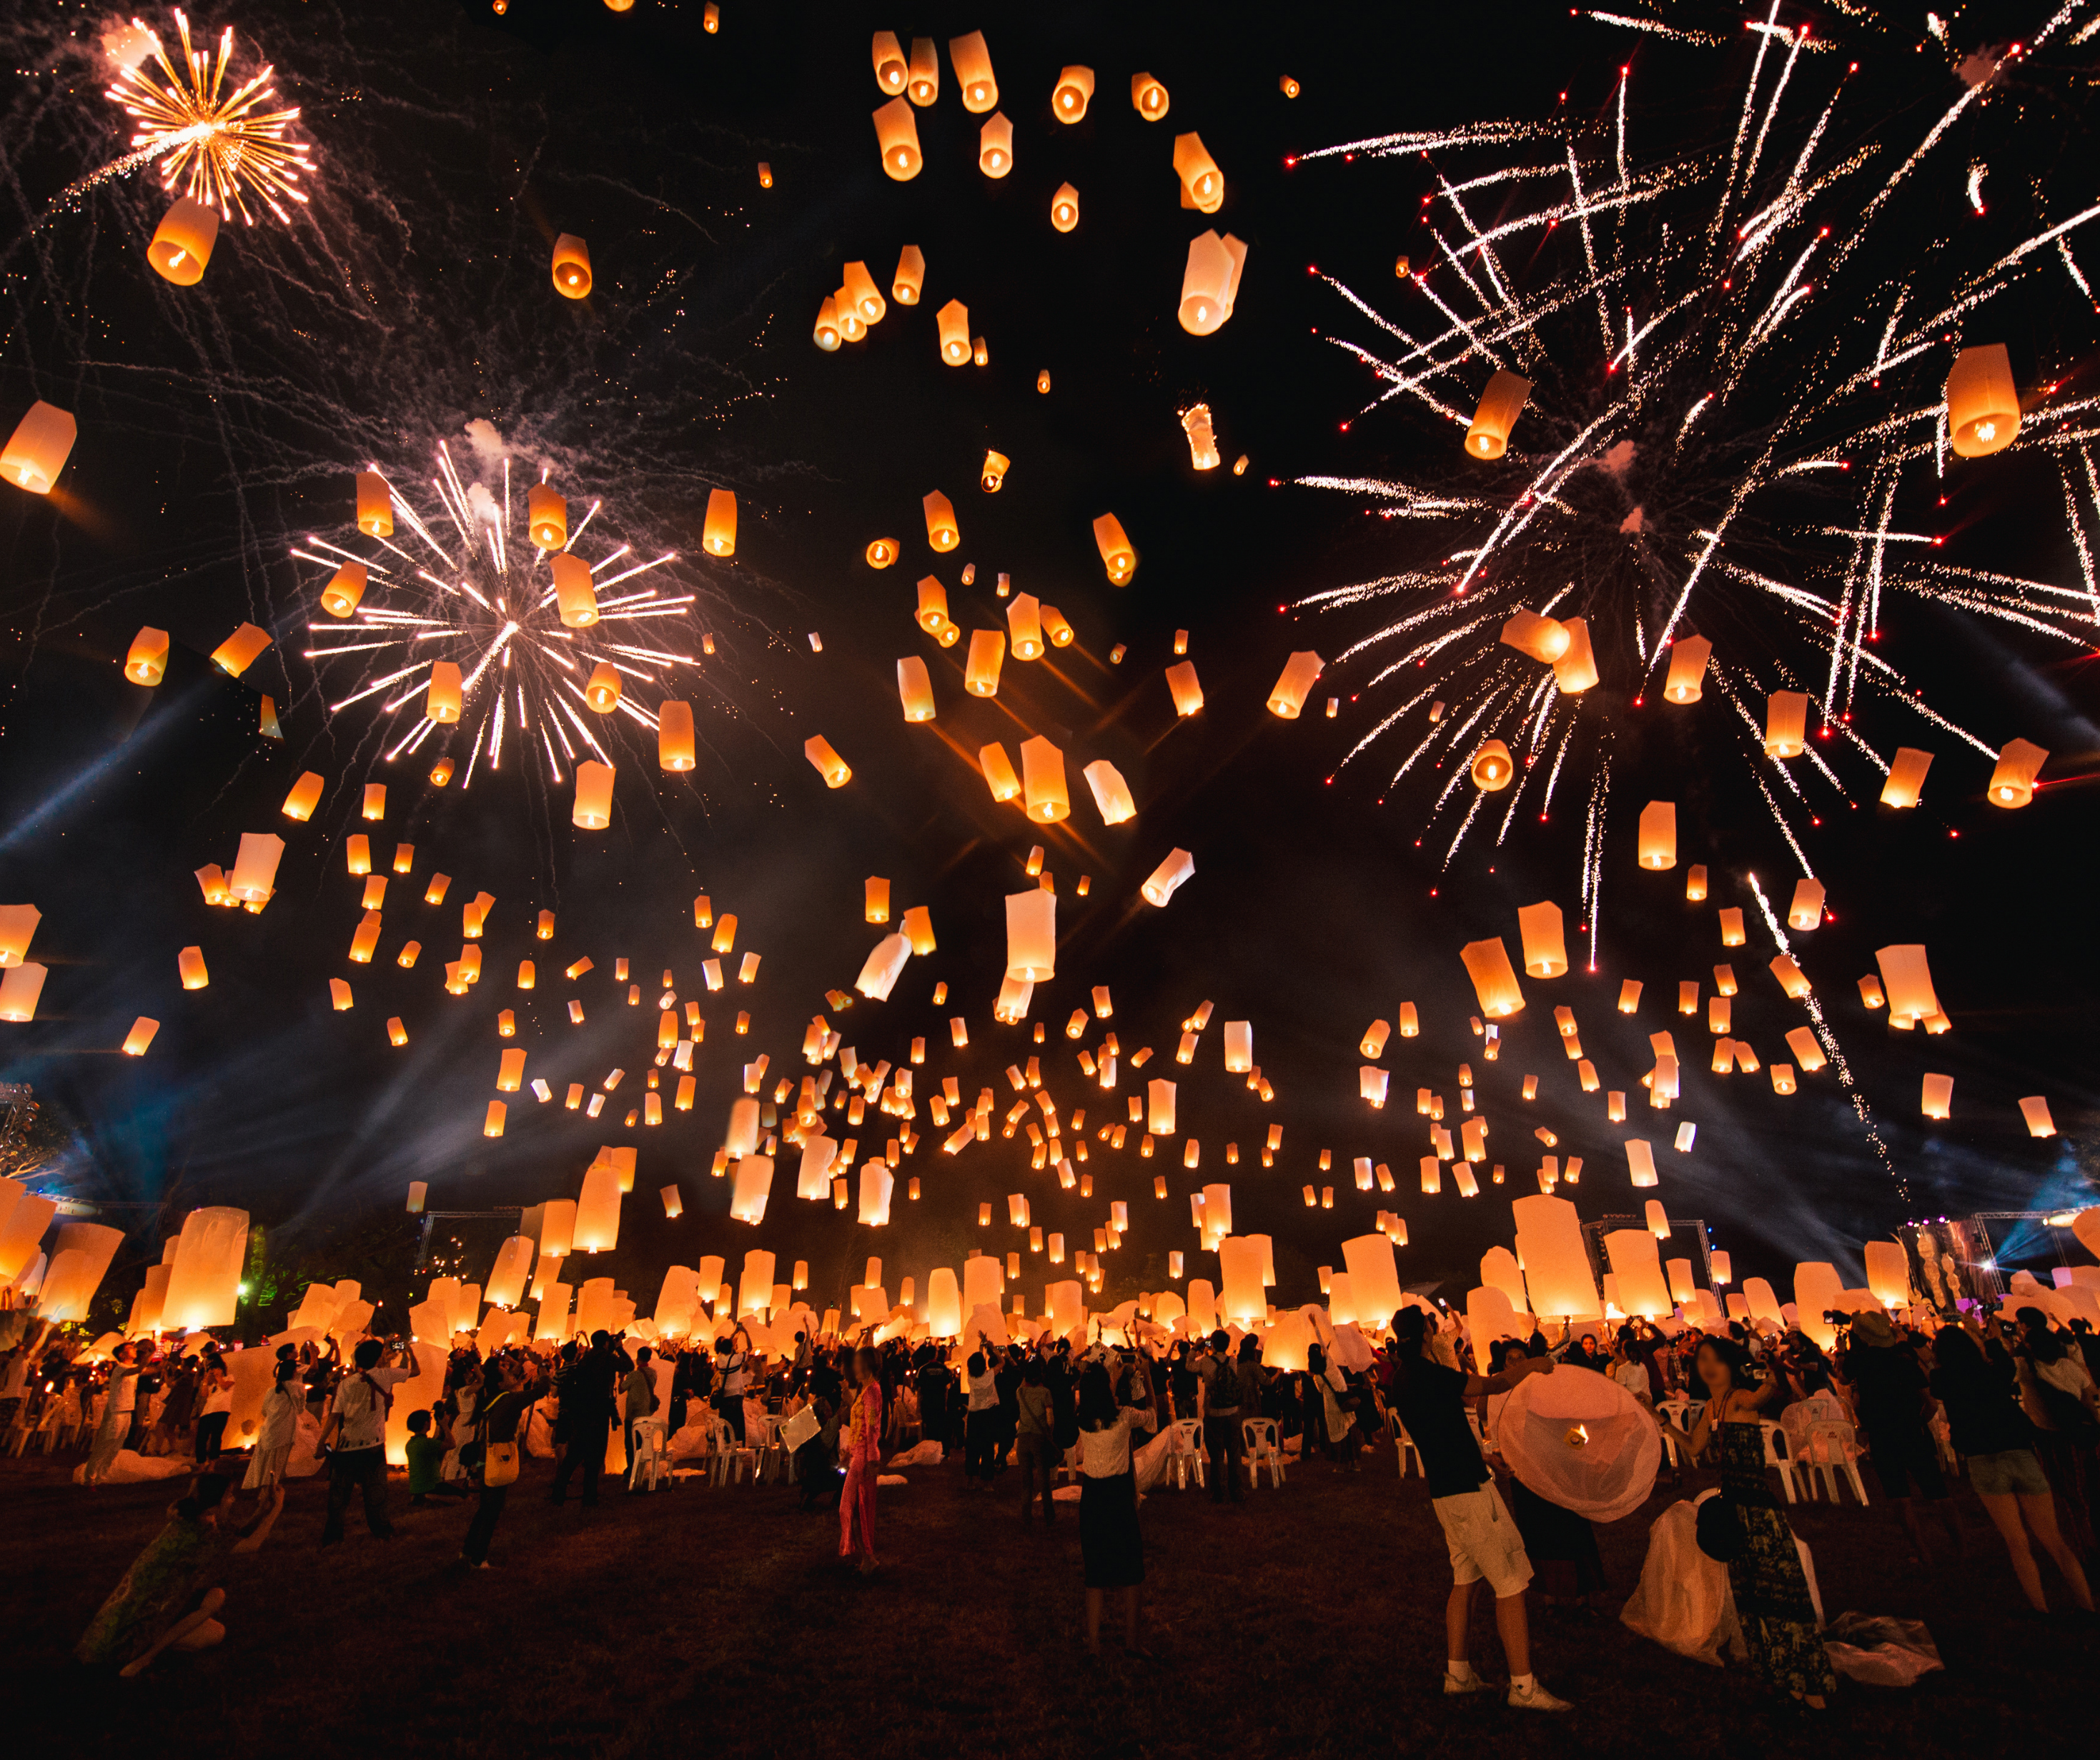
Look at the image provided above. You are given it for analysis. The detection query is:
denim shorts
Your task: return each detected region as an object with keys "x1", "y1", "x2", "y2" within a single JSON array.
[{"x1": 1968, "y1": 1447, "x2": 2049, "y2": 1497}]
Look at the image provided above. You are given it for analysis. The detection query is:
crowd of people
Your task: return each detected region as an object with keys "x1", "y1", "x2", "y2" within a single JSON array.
[{"x1": 4, "y1": 1291, "x2": 2097, "y2": 1705}]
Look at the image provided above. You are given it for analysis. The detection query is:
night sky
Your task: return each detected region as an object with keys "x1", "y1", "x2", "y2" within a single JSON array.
[{"x1": 2, "y1": 0, "x2": 2096, "y2": 1328}]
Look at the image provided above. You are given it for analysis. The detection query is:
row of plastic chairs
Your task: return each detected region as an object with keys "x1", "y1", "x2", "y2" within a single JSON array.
[{"x1": 1154, "y1": 1417, "x2": 1290, "y2": 1489}]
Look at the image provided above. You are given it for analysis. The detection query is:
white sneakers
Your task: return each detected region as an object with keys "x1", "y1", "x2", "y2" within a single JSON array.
[
  {"x1": 1442, "y1": 1669, "x2": 1493, "y2": 1697},
  {"x1": 1506, "y1": 1679, "x2": 1572, "y2": 1713}
]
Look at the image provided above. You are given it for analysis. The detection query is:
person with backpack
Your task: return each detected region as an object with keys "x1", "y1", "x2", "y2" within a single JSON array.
[
  {"x1": 460, "y1": 1356, "x2": 533, "y2": 1568},
  {"x1": 317, "y1": 1336, "x2": 419, "y2": 1545},
  {"x1": 1196, "y1": 1331, "x2": 1244, "y2": 1503}
]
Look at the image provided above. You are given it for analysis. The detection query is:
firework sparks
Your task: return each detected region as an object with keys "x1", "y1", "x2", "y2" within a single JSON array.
[
  {"x1": 104, "y1": 10, "x2": 312, "y2": 224},
  {"x1": 1292, "y1": 2, "x2": 2100, "y2": 901},
  {"x1": 296, "y1": 443, "x2": 699, "y2": 790}
]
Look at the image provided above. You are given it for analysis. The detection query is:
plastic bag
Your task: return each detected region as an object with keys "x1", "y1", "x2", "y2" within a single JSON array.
[{"x1": 1823, "y1": 1611, "x2": 1943, "y2": 1687}]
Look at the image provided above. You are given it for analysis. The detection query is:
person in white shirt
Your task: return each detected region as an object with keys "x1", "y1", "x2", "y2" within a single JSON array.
[
  {"x1": 317, "y1": 1336, "x2": 417, "y2": 1544},
  {"x1": 84, "y1": 1345, "x2": 141, "y2": 1486},
  {"x1": 1076, "y1": 1361, "x2": 1148, "y2": 1657}
]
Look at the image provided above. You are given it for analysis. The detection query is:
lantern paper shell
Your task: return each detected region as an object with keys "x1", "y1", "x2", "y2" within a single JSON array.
[
  {"x1": 1266, "y1": 651, "x2": 1324, "y2": 718},
  {"x1": 906, "y1": 36, "x2": 939, "y2": 104},
  {"x1": 419, "y1": 660, "x2": 462, "y2": 725},
  {"x1": 1165, "y1": 661, "x2": 1204, "y2": 717},
  {"x1": 1093, "y1": 513, "x2": 1138, "y2": 584},
  {"x1": 1005, "y1": 890, "x2": 1056, "y2": 983},
  {"x1": 1513, "y1": 1193, "x2": 1600, "y2": 1319},
  {"x1": 228, "y1": 832, "x2": 284, "y2": 902},
  {"x1": 1663, "y1": 636, "x2": 1711, "y2": 704},
  {"x1": 803, "y1": 735, "x2": 850, "y2": 787},
  {"x1": 949, "y1": 29, "x2": 998, "y2": 111},
  {"x1": 965, "y1": 630, "x2": 1006, "y2": 697},
  {"x1": 923, "y1": 490, "x2": 959, "y2": 551},
  {"x1": 895, "y1": 656, "x2": 936, "y2": 722},
  {"x1": 914, "y1": 577, "x2": 958, "y2": 645},
  {"x1": 1469, "y1": 740, "x2": 1515, "y2": 791},
  {"x1": 872, "y1": 30, "x2": 907, "y2": 94},
  {"x1": 653, "y1": 698, "x2": 696, "y2": 771},
  {"x1": 1082, "y1": 760, "x2": 1135, "y2": 825},
  {"x1": 161, "y1": 1206, "x2": 250, "y2": 1331},
  {"x1": 1050, "y1": 183, "x2": 1079, "y2": 233},
  {"x1": 1342, "y1": 1234, "x2": 1404, "y2": 1332},
  {"x1": 1500, "y1": 610, "x2": 1570, "y2": 665},
  {"x1": 552, "y1": 234, "x2": 592, "y2": 298},
  {"x1": 1466, "y1": 372, "x2": 1532, "y2": 459},
  {"x1": 892, "y1": 244, "x2": 925, "y2": 307},
  {"x1": 320, "y1": 560, "x2": 367, "y2": 619},
  {"x1": 210, "y1": 623, "x2": 272, "y2": 677},
  {"x1": 1517, "y1": 902, "x2": 1567, "y2": 978},
  {"x1": 1764, "y1": 690, "x2": 1810, "y2": 758},
  {"x1": 1606, "y1": 1228, "x2": 1672, "y2": 1318},
  {"x1": 1921, "y1": 1073, "x2": 1953, "y2": 1119},
  {"x1": 1626, "y1": 1140, "x2": 1659, "y2": 1188},
  {"x1": 2019, "y1": 1095, "x2": 2056, "y2": 1137},
  {"x1": 873, "y1": 97, "x2": 923, "y2": 180},
  {"x1": 1052, "y1": 64, "x2": 1094, "y2": 121},
  {"x1": 701, "y1": 488, "x2": 737, "y2": 557},
  {"x1": 1946, "y1": 343, "x2": 2020, "y2": 457},
  {"x1": 583, "y1": 662, "x2": 621, "y2": 714},
  {"x1": 1006, "y1": 593, "x2": 1041, "y2": 657},
  {"x1": 1787, "y1": 878, "x2": 1826, "y2": 930},
  {"x1": 1874, "y1": 943, "x2": 1940, "y2": 1025},
  {"x1": 841, "y1": 261, "x2": 885, "y2": 326},
  {"x1": 1863, "y1": 1241, "x2": 1911, "y2": 1308},
  {"x1": 0, "y1": 963, "x2": 46, "y2": 1022},
  {"x1": 355, "y1": 470, "x2": 393, "y2": 537},
  {"x1": 980, "y1": 742, "x2": 1021, "y2": 803},
  {"x1": 978, "y1": 111, "x2": 1014, "y2": 178},
  {"x1": 813, "y1": 296, "x2": 842, "y2": 352},
  {"x1": 1141, "y1": 848, "x2": 1194, "y2": 907},
  {"x1": 1019, "y1": 736, "x2": 1069, "y2": 822},
  {"x1": 124, "y1": 626, "x2": 170, "y2": 686},
  {"x1": 1460, "y1": 938, "x2": 1526, "y2": 1018},
  {"x1": 1173, "y1": 134, "x2": 1224, "y2": 212},
  {"x1": 1880, "y1": 747, "x2": 1932, "y2": 808},
  {"x1": 148, "y1": 195, "x2": 219, "y2": 285},
  {"x1": 1, "y1": 401, "x2": 77, "y2": 495},
  {"x1": 1552, "y1": 618, "x2": 1600, "y2": 693},
  {"x1": 856, "y1": 933, "x2": 911, "y2": 1002},
  {"x1": 1783, "y1": 1025, "x2": 1828, "y2": 1071},
  {"x1": 1987, "y1": 737, "x2": 2046, "y2": 807},
  {"x1": 1178, "y1": 230, "x2": 1247, "y2": 334},
  {"x1": 1130, "y1": 70, "x2": 1169, "y2": 119},
  {"x1": 573, "y1": 760, "x2": 615, "y2": 829},
  {"x1": 936, "y1": 300, "x2": 971, "y2": 366},
  {"x1": 1638, "y1": 801, "x2": 1677, "y2": 869}
]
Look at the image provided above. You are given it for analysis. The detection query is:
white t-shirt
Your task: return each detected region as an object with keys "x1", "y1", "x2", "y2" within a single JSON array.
[
  {"x1": 331, "y1": 1363, "x2": 413, "y2": 1450},
  {"x1": 1612, "y1": 1360, "x2": 1653, "y2": 1399},
  {"x1": 1079, "y1": 1408, "x2": 1143, "y2": 1478}
]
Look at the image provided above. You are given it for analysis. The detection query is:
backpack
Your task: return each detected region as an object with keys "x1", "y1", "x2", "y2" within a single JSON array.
[{"x1": 1203, "y1": 1359, "x2": 1238, "y2": 1414}]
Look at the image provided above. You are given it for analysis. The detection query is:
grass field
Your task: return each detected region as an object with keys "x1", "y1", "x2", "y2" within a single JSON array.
[{"x1": 1, "y1": 1443, "x2": 2089, "y2": 1759}]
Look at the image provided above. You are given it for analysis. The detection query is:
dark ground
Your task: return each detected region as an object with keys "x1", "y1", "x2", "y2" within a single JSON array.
[{"x1": 0, "y1": 1443, "x2": 2090, "y2": 1759}]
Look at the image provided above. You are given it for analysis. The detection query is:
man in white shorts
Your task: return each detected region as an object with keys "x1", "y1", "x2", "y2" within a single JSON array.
[{"x1": 1390, "y1": 1306, "x2": 1570, "y2": 1713}]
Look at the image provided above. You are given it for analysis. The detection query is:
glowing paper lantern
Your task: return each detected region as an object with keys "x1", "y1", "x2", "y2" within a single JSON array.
[
  {"x1": 1006, "y1": 594, "x2": 1042, "y2": 658},
  {"x1": 964, "y1": 630, "x2": 1006, "y2": 697},
  {"x1": 573, "y1": 761, "x2": 615, "y2": 829},
  {"x1": 979, "y1": 741, "x2": 1022, "y2": 804},
  {"x1": 1460, "y1": 938, "x2": 1526, "y2": 1018},
  {"x1": 1147, "y1": 1079, "x2": 1177, "y2": 1136},
  {"x1": 1052, "y1": 64, "x2": 1094, "y2": 120},
  {"x1": 1130, "y1": 70, "x2": 1169, "y2": 118},
  {"x1": 978, "y1": 111, "x2": 1014, "y2": 178},
  {"x1": 0, "y1": 963, "x2": 46, "y2": 1022},
  {"x1": 1004, "y1": 890, "x2": 1056, "y2": 984},
  {"x1": 1516, "y1": 902, "x2": 1567, "y2": 978},
  {"x1": 738, "y1": 1251, "x2": 777, "y2": 1317},
  {"x1": 1552, "y1": 619, "x2": 1600, "y2": 693},
  {"x1": 1092, "y1": 512, "x2": 1139, "y2": 585},
  {"x1": 873, "y1": 97, "x2": 923, "y2": 180},
  {"x1": 1512, "y1": 1193, "x2": 1600, "y2": 1319},
  {"x1": 1880, "y1": 747, "x2": 1932, "y2": 808},
  {"x1": 1783, "y1": 1025, "x2": 1827, "y2": 1072},
  {"x1": 701, "y1": 488, "x2": 737, "y2": 557},
  {"x1": 210, "y1": 623, "x2": 271, "y2": 677},
  {"x1": 842, "y1": 261, "x2": 885, "y2": 326},
  {"x1": 161, "y1": 1206, "x2": 249, "y2": 1331},
  {"x1": 1863, "y1": 1242, "x2": 1910, "y2": 1308},
  {"x1": 872, "y1": 30, "x2": 906, "y2": 94},
  {"x1": 859, "y1": 1166, "x2": 896, "y2": 1226},
  {"x1": 123, "y1": 626, "x2": 170, "y2": 687},
  {"x1": 1874, "y1": 944, "x2": 1940, "y2": 1026},
  {"x1": 1342, "y1": 1233, "x2": 1404, "y2": 1332},
  {"x1": 425, "y1": 660, "x2": 462, "y2": 725},
  {"x1": 1787, "y1": 878, "x2": 1826, "y2": 930},
  {"x1": 1793, "y1": 1263, "x2": 1843, "y2": 1351},
  {"x1": 1082, "y1": 760, "x2": 1135, "y2": 825},
  {"x1": 1763, "y1": 691, "x2": 1810, "y2": 759},
  {"x1": 923, "y1": 490, "x2": 959, "y2": 551},
  {"x1": 1987, "y1": 737, "x2": 2046, "y2": 807},
  {"x1": 1638, "y1": 801, "x2": 1676, "y2": 870},
  {"x1": 228, "y1": 832, "x2": 284, "y2": 902},
  {"x1": 1141, "y1": 848, "x2": 1194, "y2": 907},
  {"x1": 1466, "y1": 372, "x2": 1532, "y2": 459},
  {"x1": 147, "y1": 194, "x2": 220, "y2": 284},
  {"x1": 728, "y1": 1155, "x2": 773, "y2": 1225},
  {"x1": 1172, "y1": 133, "x2": 1224, "y2": 212},
  {"x1": 1945, "y1": 343, "x2": 2020, "y2": 457},
  {"x1": 1050, "y1": 182, "x2": 1080, "y2": 232},
  {"x1": 893, "y1": 657, "x2": 936, "y2": 723},
  {"x1": 803, "y1": 736, "x2": 851, "y2": 787},
  {"x1": 1500, "y1": 610, "x2": 1570, "y2": 665},
  {"x1": 856, "y1": 933, "x2": 911, "y2": 1001},
  {"x1": 552, "y1": 234, "x2": 592, "y2": 298},
  {"x1": 320, "y1": 559, "x2": 367, "y2": 619},
  {"x1": 1, "y1": 401, "x2": 76, "y2": 494},
  {"x1": 355, "y1": 470, "x2": 392, "y2": 538},
  {"x1": 1921, "y1": 1073, "x2": 1953, "y2": 1119},
  {"x1": 1605, "y1": 1229, "x2": 1673, "y2": 1319},
  {"x1": 1178, "y1": 230, "x2": 1247, "y2": 335},
  {"x1": 1471, "y1": 740, "x2": 1514, "y2": 790},
  {"x1": 949, "y1": 29, "x2": 998, "y2": 111},
  {"x1": 177, "y1": 946, "x2": 208, "y2": 990},
  {"x1": 936, "y1": 299, "x2": 971, "y2": 365},
  {"x1": 1019, "y1": 737, "x2": 1069, "y2": 823},
  {"x1": 1663, "y1": 637, "x2": 1710, "y2": 704},
  {"x1": 1625, "y1": 1140, "x2": 1658, "y2": 1188},
  {"x1": 1217, "y1": 1237, "x2": 1266, "y2": 1323},
  {"x1": 2018, "y1": 1095, "x2": 2056, "y2": 1138}
]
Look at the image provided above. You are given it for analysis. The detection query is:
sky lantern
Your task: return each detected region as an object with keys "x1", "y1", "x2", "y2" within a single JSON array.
[
  {"x1": 1082, "y1": 760, "x2": 1135, "y2": 825},
  {"x1": 210, "y1": 623, "x2": 271, "y2": 677},
  {"x1": 0, "y1": 963, "x2": 46, "y2": 1022},
  {"x1": 1783, "y1": 1025, "x2": 1828, "y2": 1072},
  {"x1": 1006, "y1": 593, "x2": 1042, "y2": 657},
  {"x1": 841, "y1": 261, "x2": 885, "y2": 326},
  {"x1": 866, "y1": 537, "x2": 899, "y2": 569},
  {"x1": 1141, "y1": 847, "x2": 1194, "y2": 907},
  {"x1": 1093, "y1": 513, "x2": 1138, "y2": 583},
  {"x1": 1987, "y1": 737, "x2": 2046, "y2": 807},
  {"x1": 1945, "y1": 343, "x2": 2020, "y2": 456},
  {"x1": 914, "y1": 576, "x2": 959, "y2": 645},
  {"x1": 545, "y1": 553, "x2": 596, "y2": 627},
  {"x1": 526, "y1": 483, "x2": 567, "y2": 549},
  {"x1": 933, "y1": 299, "x2": 973, "y2": 366},
  {"x1": 1019, "y1": 736, "x2": 1069, "y2": 822},
  {"x1": 427, "y1": 661, "x2": 462, "y2": 723},
  {"x1": 979, "y1": 741, "x2": 1021, "y2": 802},
  {"x1": 1130, "y1": 70, "x2": 1169, "y2": 119},
  {"x1": 1500, "y1": 610, "x2": 1569, "y2": 664},
  {"x1": 1, "y1": 402, "x2": 76, "y2": 494},
  {"x1": 1178, "y1": 230, "x2": 1247, "y2": 334},
  {"x1": 228, "y1": 832, "x2": 284, "y2": 902},
  {"x1": 871, "y1": 31, "x2": 906, "y2": 94},
  {"x1": 124, "y1": 626, "x2": 169, "y2": 686},
  {"x1": 896, "y1": 656, "x2": 936, "y2": 722},
  {"x1": 1718, "y1": 907, "x2": 1745, "y2": 947},
  {"x1": 1513, "y1": 1194, "x2": 1600, "y2": 1320},
  {"x1": 584, "y1": 662, "x2": 622, "y2": 713},
  {"x1": 887, "y1": 247, "x2": 926, "y2": 311},
  {"x1": 1050, "y1": 183, "x2": 1079, "y2": 232},
  {"x1": 1470, "y1": 740, "x2": 1513, "y2": 790},
  {"x1": 1880, "y1": 747, "x2": 1932, "y2": 807},
  {"x1": 1052, "y1": 64, "x2": 1094, "y2": 120},
  {"x1": 1863, "y1": 1241, "x2": 1910, "y2": 1308},
  {"x1": 148, "y1": 195, "x2": 219, "y2": 284},
  {"x1": 573, "y1": 761, "x2": 614, "y2": 829},
  {"x1": 965, "y1": 630, "x2": 1006, "y2": 696},
  {"x1": 856, "y1": 934, "x2": 911, "y2": 1001},
  {"x1": 906, "y1": 36, "x2": 939, "y2": 104},
  {"x1": 978, "y1": 111, "x2": 1014, "y2": 178},
  {"x1": 1551, "y1": 618, "x2": 1600, "y2": 692},
  {"x1": 1172, "y1": 133, "x2": 1224, "y2": 212},
  {"x1": 1662, "y1": 636, "x2": 1710, "y2": 703},
  {"x1": 354, "y1": 469, "x2": 392, "y2": 537},
  {"x1": 813, "y1": 296, "x2": 842, "y2": 352},
  {"x1": 1638, "y1": 800, "x2": 1677, "y2": 868},
  {"x1": 1165, "y1": 660, "x2": 1204, "y2": 716},
  {"x1": 1787, "y1": 879, "x2": 1825, "y2": 930},
  {"x1": 1460, "y1": 938, "x2": 1526, "y2": 1018},
  {"x1": 1181, "y1": 404, "x2": 1221, "y2": 469},
  {"x1": 1267, "y1": 652, "x2": 1324, "y2": 717},
  {"x1": 803, "y1": 735, "x2": 851, "y2": 787},
  {"x1": 873, "y1": 98, "x2": 923, "y2": 179},
  {"x1": 1605, "y1": 1229, "x2": 1672, "y2": 1318},
  {"x1": 949, "y1": 30, "x2": 998, "y2": 111},
  {"x1": 703, "y1": 488, "x2": 737, "y2": 556},
  {"x1": 1921, "y1": 1073, "x2": 1953, "y2": 1120},
  {"x1": 1874, "y1": 943, "x2": 1940, "y2": 1026},
  {"x1": 1516, "y1": 902, "x2": 1567, "y2": 978},
  {"x1": 922, "y1": 490, "x2": 959, "y2": 550},
  {"x1": 1465, "y1": 371, "x2": 1532, "y2": 459},
  {"x1": 320, "y1": 560, "x2": 366, "y2": 618},
  {"x1": 657, "y1": 699, "x2": 696, "y2": 770},
  {"x1": 121, "y1": 1016, "x2": 159, "y2": 1056},
  {"x1": 279, "y1": 772, "x2": 324, "y2": 821},
  {"x1": 551, "y1": 234, "x2": 592, "y2": 299},
  {"x1": 161, "y1": 1206, "x2": 249, "y2": 1332},
  {"x1": 1005, "y1": 890, "x2": 1056, "y2": 983},
  {"x1": 1763, "y1": 690, "x2": 1810, "y2": 758}
]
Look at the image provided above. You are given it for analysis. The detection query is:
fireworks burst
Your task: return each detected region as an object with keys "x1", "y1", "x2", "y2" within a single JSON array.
[
  {"x1": 294, "y1": 439, "x2": 700, "y2": 792},
  {"x1": 1291, "y1": 1, "x2": 2100, "y2": 889},
  {"x1": 104, "y1": 9, "x2": 312, "y2": 223}
]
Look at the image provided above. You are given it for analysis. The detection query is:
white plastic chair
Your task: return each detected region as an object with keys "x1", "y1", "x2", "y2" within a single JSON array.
[
  {"x1": 1167, "y1": 1418, "x2": 1205, "y2": 1490},
  {"x1": 628, "y1": 1417, "x2": 668, "y2": 1491},
  {"x1": 1242, "y1": 1417, "x2": 1286, "y2": 1488},
  {"x1": 1394, "y1": 1423, "x2": 1424, "y2": 1480},
  {"x1": 708, "y1": 1415, "x2": 755, "y2": 1486},
  {"x1": 1803, "y1": 1420, "x2": 1870, "y2": 1506},
  {"x1": 1758, "y1": 1420, "x2": 1804, "y2": 1505}
]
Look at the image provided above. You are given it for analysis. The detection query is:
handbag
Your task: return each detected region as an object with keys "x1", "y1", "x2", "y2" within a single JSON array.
[{"x1": 484, "y1": 1440, "x2": 520, "y2": 1486}]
